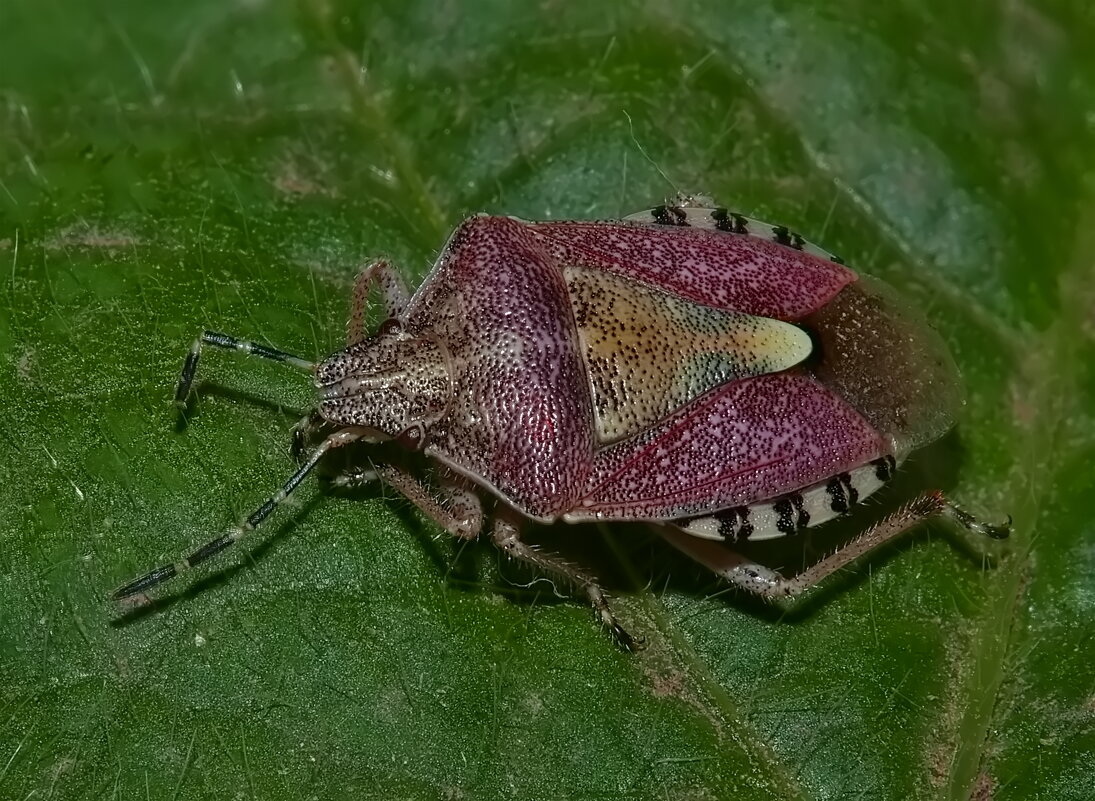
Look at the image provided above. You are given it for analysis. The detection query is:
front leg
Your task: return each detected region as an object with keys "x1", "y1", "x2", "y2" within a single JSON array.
[
  {"x1": 347, "y1": 260, "x2": 412, "y2": 346},
  {"x1": 290, "y1": 410, "x2": 327, "y2": 463},
  {"x1": 334, "y1": 462, "x2": 483, "y2": 541},
  {"x1": 335, "y1": 461, "x2": 639, "y2": 648}
]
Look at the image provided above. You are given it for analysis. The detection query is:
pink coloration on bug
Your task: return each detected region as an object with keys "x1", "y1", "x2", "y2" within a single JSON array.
[
  {"x1": 532, "y1": 220, "x2": 855, "y2": 319},
  {"x1": 316, "y1": 214, "x2": 928, "y2": 523},
  {"x1": 114, "y1": 199, "x2": 1009, "y2": 650},
  {"x1": 573, "y1": 372, "x2": 886, "y2": 520}
]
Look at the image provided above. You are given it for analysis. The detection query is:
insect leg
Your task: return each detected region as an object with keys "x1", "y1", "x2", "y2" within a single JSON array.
[
  {"x1": 175, "y1": 331, "x2": 315, "y2": 408},
  {"x1": 661, "y1": 491, "x2": 1011, "y2": 598},
  {"x1": 347, "y1": 260, "x2": 412, "y2": 346},
  {"x1": 374, "y1": 465, "x2": 483, "y2": 540},
  {"x1": 290, "y1": 410, "x2": 326, "y2": 463},
  {"x1": 326, "y1": 464, "x2": 381, "y2": 490},
  {"x1": 490, "y1": 517, "x2": 643, "y2": 651},
  {"x1": 111, "y1": 428, "x2": 364, "y2": 601}
]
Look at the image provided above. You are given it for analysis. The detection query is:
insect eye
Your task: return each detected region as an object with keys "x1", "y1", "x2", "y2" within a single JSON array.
[
  {"x1": 377, "y1": 318, "x2": 404, "y2": 337},
  {"x1": 395, "y1": 422, "x2": 426, "y2": 451}
]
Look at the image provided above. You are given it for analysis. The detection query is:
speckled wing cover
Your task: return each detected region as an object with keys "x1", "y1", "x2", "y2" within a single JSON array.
[
  {"x1": 534, "y1": 219, "x2": 889, "y2": 520},
  {"x1": 407, "y1": 214, "x2": 946, "y2": 522}
]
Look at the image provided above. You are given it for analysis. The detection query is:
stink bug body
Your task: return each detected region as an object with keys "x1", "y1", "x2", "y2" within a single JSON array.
[{"x1": 113, "y1": 198, "x2": 1009, "y2": 648}]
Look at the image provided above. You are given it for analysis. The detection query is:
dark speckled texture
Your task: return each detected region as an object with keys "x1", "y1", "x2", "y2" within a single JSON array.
[
  {"x1": 572, "y1": 371, "x2": 886, "y2": 520},
  {"x1": 319, "y1": 215, "x2": 921, "y2": 521},
  {"x1": 403, "y1": 216, "x2": 597, "y2": 518},
  {"x1": 534, "y1": 219, "x2": 856, "y2": 319}
]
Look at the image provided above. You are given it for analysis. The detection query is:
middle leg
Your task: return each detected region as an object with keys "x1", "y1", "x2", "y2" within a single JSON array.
[
  {"x1": 331, "y1": 463, "x2": 640, "y2": 648},
  {"x1": 490, "y1": 517, "x2": 641, "y2": 650}
]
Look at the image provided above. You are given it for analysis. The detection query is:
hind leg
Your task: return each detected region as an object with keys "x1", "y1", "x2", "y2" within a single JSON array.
[{"x1": 661, "y1": 491, "x2": 1010, "y2": 598}]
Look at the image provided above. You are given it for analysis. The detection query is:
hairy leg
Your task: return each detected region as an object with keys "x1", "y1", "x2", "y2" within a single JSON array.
[
  {"x1": 661, "y1": 491, "x2": 1010, "y2": 598},
  {"x1": 490, "y1": 517, "x2": 641, "y2": 650},
  {"x1": 347, "y1": 260, "x2": 412, "y2": 346}
]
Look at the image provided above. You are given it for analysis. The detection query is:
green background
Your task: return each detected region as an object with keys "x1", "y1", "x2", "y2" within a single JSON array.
[{"x1": 2, "y1": 1, "x2": 1093, "y2": 799}]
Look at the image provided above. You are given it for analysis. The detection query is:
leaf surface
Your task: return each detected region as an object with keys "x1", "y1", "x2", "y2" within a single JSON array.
[{"x1": 2, "y1": 2, "x2": 1093, "y2": 799}]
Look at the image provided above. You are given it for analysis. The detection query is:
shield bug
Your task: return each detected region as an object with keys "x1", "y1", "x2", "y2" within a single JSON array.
[{"x1": 113, "y1": 198, "x2": 1010, "y2": 648}]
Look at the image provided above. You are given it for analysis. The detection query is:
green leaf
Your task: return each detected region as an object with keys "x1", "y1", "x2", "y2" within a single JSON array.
[{"x1": 2, "y1": 1, "x2": 1093, "y2": 799}]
